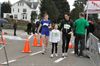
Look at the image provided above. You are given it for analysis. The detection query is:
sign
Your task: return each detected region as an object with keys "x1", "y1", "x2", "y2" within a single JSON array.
[{"x1": 85, "y1": 0, "x2": 100, "y2": 14}]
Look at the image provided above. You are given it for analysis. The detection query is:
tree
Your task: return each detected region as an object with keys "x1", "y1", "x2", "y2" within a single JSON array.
[
  {"x1": 71, "y1": 0, "x2": 98, "y2": 21},
  {"x1": 31, "y1": 11, "x2": 37, "y2": 23},
  {"x1": 71, "y1": 0, "x2": 84, "y2": 21},
  {"x1": 40, "y1": 0, "x2": 60, "y2": 20},
  {"x1": 1, "y1": 1, "x2": 11, "y2": 18},
  {"x1": 53, "y1": 0, "x2": 70, "y2": 20}
]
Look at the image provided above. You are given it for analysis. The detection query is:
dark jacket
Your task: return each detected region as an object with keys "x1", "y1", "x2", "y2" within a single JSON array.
[{"x1": 60, "y1": 19, "x2": 72, "y2": 35}]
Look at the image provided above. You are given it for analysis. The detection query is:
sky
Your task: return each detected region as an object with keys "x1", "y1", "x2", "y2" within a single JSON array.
[{"x1": 0, "y1": 0, "x2": 75, "y2": 10}]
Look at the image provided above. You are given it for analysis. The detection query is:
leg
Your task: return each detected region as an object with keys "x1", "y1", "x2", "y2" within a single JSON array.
[
  {"x1": 51, "y1": 43, "x2": 54, "y2": 54},
  {"x1": 41, "y1": 35, "x2": 46, "y2": 53},
  {"x1": 62, "y1": 34, "x2": 66, "y2": 53},
  {"x1": 14, "y1": 28, "x2": 16, "y2": 36},
  {"x1": 65, "y1": 35, "x2": 71, "y2": 53},
  {"x1": 45, "y1": 36, "x2": 49, "y2": 47},
  {"x1": 74, "y1": 35, "x2": 80, "y2": 55},
  {"x1": 55, "y1": 43, "x2": 58, "y2": 53},
  {"x1": 79, "y1": 35, "x2": 85, "y2": 56}
]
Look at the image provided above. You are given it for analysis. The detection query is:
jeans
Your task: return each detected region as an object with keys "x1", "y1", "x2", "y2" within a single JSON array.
[{"x1": 74, "y1": 34, "x2": 85, "y2": 55}]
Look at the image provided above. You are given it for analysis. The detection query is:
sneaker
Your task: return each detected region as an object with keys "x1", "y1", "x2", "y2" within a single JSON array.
[
  {"x1": 65, "y1": 53, "x2": 68, "y2": 57},
  {"x1": 55, "y1": 54, "x2": 58, "y2": 57},
  {"x1": 62, "y1": 53, "x2": 65, "y2": 57},
  {"x1": 50, "y1": 54, "x2": 54, "y2": 58}
]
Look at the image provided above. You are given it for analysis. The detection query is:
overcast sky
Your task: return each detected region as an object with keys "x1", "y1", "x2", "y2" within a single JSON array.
[{"x1": 0, "y1": 0, "x2": 75, "y2": 10}]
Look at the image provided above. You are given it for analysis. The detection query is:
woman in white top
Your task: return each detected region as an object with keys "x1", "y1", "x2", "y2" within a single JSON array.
[{"x1": 49, "y1": 24, "x2": 60, "y2": 58}]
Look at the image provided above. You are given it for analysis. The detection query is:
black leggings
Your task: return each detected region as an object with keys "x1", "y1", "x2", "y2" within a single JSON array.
[
  {"x1": 51, "y1": 43, "x2": 58, "y2": 54},
  {"x1": 62, "y1": 34, "x2": 71, "y2": 53}
]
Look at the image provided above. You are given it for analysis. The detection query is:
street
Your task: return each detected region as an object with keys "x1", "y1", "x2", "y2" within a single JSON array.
[{"x1": 0, "y1": 29, "x2": 94, "y2": 66}]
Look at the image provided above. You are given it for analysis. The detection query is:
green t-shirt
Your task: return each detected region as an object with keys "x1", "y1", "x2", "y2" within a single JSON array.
[{"x1": 74, "y1": 18, "x2": 89, "y2": 35}]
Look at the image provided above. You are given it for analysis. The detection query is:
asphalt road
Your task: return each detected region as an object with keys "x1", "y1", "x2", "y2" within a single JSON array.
[{"x1": 0, "y1": 29, "x2": 94, "y2": 66}]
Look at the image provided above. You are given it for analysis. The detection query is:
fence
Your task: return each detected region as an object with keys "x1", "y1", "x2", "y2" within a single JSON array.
[{"x1": 87, "y1": 33, "x2": 100, "y2": 66}]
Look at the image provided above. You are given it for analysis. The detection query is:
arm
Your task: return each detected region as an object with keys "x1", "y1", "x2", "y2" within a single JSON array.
[{"x1": 37, "y1": 24, "x2": 42, "y2": 34}]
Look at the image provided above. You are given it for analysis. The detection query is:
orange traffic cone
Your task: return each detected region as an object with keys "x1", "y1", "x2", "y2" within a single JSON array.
[
  {"x1": 22, "y1": 39, "x2": 31, "y2": 53},
  {"x1": 69, "y1": 42, "x2": 74, "y2": 49},
  {"x1": 32, "y1": 35, "x2": 38, "y2": 47}
]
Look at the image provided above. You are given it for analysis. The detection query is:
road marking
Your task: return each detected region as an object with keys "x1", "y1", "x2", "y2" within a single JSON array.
[
  {"x1": 1, "y1": 51, "x2": 42, "y2": 64},
  {"x1": 70, "y1": 51, "x2": 74, "y2": 54},
  {"x1": 28, "y1": 34, "x2": 33, "y2": 39},
  {"x1": 1, "y1": 60, "x2": 16, "y2": 64},
  {"x1": 3, "y1": 35, "x2": 25, "y2": 40},
  {"x1": 54, "y1": 57, "x2": 66, "y2": 63},
  {"x1": 30, "y1": 51, "x2": 43, "y2": 56}
]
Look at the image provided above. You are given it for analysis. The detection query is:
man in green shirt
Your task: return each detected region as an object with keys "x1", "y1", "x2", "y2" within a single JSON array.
[{"x1": 74, "y1": 12, "x2": 89, "y2": 56}]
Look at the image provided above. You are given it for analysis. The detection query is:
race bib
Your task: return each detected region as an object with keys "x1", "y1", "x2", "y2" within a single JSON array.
[
  {"x1": 43, "y1": 23, "x2": 49, "y2": 26},
  {"x1": 64, "y1": 24, "x2": 71, "y2": 29}
]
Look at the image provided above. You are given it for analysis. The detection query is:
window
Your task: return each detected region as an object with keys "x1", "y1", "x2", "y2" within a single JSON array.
[
  {"x1": 22, "y1": 3, "x2": 24, "y2": 6},
  {"x1": 13, "y1": 8, "x2": 14, "y2": 12},
  {"x1": 18, "y1": 3, "x2": 19, "y2": 6},
  {"x1": 18, "y1": 9, "x2": 19, "y2": 12},
  {"x1": 14, "y1": 14, "x2": 17, "y2": 19},
  {"x1": 23, "y1": 9, "x2": 27, "y2": 12},
  {"x1": 22, "y1": 14, "x2": 27, "y2": 19}
]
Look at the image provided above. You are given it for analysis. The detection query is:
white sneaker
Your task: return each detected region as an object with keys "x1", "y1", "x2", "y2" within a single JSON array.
[
  {"x1": 55, "y1": 54, "x2": 58, "y2": 57},
  {"x1": 62, "y1": 53, "x2": 65, "y2": 57},
  {"x1": 65, "y1": 53, "x2": 68, "y2": 57},
  {"x1": 50, "y1": 54, "x2": 54, "y2": 58}
]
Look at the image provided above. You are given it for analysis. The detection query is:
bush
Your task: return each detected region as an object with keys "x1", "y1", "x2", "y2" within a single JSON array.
[{"x1": 3, "y1": 19, "x2": 29, "y2": 30}]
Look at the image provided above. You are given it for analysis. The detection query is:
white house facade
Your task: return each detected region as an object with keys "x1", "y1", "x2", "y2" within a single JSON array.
[{"x1": 4, "y1": 0, "x2": 40, "y2": 22}]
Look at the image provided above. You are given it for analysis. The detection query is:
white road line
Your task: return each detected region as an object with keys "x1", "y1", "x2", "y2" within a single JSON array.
[
  {"x1": 30, "y1": 51, "x2": 43, "y2": 56},
  {"x1": 1, "y1": 51, "x2": 43, "y2": 64},
  {"x1": 70, "y1": 51, "x2": 74, "y2": 54},
  {"x1": 54, "y1": 57, "x2": 66, "y2": 63},
  {"x1": 1, "y1": 60, "x2": 16, "y2": 64},
  {"x1": 28, "y1": 34, "x2": 33, "y2": 39},
  {"x1": 3, "y1": 35, "x2": 25, "y2": 40}
]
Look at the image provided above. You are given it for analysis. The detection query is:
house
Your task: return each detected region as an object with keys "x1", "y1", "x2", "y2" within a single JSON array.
[{"x1": 4, "y1": 0, "x2": 40, "y2": 22}]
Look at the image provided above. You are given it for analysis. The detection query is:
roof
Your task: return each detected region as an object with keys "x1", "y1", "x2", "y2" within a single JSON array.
[{"x1": 12, "y1": 0, "x2": 39, "y2": 9}]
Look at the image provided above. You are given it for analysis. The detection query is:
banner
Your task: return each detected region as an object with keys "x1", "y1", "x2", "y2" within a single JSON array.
[{"x1": 85, "y1": 0, "x2": 100, "y2": 14}]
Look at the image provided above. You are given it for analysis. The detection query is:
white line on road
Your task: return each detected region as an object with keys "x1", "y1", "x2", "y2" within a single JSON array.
[
  {"x1": 70, "y1": 51, "x2": 74, "y2": 54},
  {"x1": 30, "y1": 51, "x2": 43, "y2": 56},
  {"x1": 28, "y1": 34, "x2": 33, "y2": 39},
  {"x1": 1, "y1": 51, "x2": 43, "y2": 64},
  {"x1": 1, "y1": 60, "x2": 16, "y2": 64},
  {"x1": 54, "y1": 57, "x2": 66, "y2": 63}
]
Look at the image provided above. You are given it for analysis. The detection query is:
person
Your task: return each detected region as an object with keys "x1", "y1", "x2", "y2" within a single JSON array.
[
  {"x1": 32, "y1": 23, "x2": 36, "y2": 34},
  {"x1": 27, "y1": 22, "x2": 32, "y2": 35},
  {"x1": 73, "y1": 12, "x2": 89, "y2": 56},
  {"x1": 49, "y1": 24, "x2": 60, "y2": 58},
  {"x1": 38, "y1": 13, "x2": 51, "y2": 54},
  {"x1": 60, "y1": 13, "x2": 72, "y2": 57},
  {"x1": 13, "y1": 21, "x2": 17, "y2": 36}
]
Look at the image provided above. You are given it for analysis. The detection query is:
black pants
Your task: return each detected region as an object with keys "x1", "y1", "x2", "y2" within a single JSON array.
[
  {"x1": 14, "y1": 28, "x2": 16, "y2": 36},
  {"x1": 51, "y1": 43, "x2": 58, "y2": 54},
  {"x1": 62, "y1": 34, "x2": 71, "y2": 53},
  {"x1": 27, "y1": 29, "x2": 31, "y2": 35},
  {"x1": 74, "y1": 34, "x2": 85, "y2": 55}
]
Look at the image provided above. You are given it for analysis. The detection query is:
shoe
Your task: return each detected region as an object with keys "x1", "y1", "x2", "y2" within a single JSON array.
[
  {"x1": 62, "y1": 53, "x2": 65, "y2": 57},
  {"x1": 55, "y1": 54, "x2": 58, "y2": 57},
  {"x1": 65, "y1": 53, "x2": 68, "y2": 57},
  {"x1": 50, "y1": 54, "x2": 54, "y2": 58}
]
